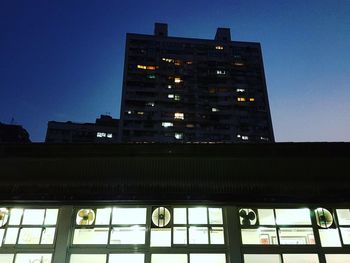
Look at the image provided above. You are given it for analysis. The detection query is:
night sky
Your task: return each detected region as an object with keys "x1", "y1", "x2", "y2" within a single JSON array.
[{"x1": 1, "y1": 0, "x2": 349, "y2": 142}]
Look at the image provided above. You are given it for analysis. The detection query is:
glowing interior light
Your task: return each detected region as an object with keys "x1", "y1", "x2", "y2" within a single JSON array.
[
  {"x1": 137, "y1": 111, "x2": 144, "y2": 115},
  {"x1": 107, "y1": 133, "x2": 113, "y2": 138},
  {"x1": 137, "y1": 65, "x2": 147, "y2": 69},
  {"x1": 249, "y1": 98, "x2": 255, "y2": 102},
  {"x1": 168, "y1": 94, "x2": 174, "y2": 99},
  {"x1": 236, "y1": 89, "x2": 245, "y2": 92},
  {"x1": 168, "y1": 85, "x2": 172, "y2": 89},
  {"x1": 215, "y1": 46, "x2": 224, "y2": 50},
  {"x1": 174, "y1": 133, "x2": 183, "y2": 140},
  {"x1": 237, "y1": 97, "x2": 246, "y2": 102},
  {"x1": 212, "y1": 108, "x2": 219, "y2": 112},
  {"x1": 186, "y1": 61, "x2": 193, "y2": 65},
  {"x1": 174, "y1": 113, "x2": 184, "y2": 120},
  {"x1": 216, "y1": 70, "x2": 226, "y2": 75},
  {"x1": 97, "y1": 132, "x2": 106, "y2": 138},
  {"x1": 174, "y1": 95, "x2": 181, "y2": 101},
  {"x1": 127, "y1": 111, "x2": 132, "y2": 114},
  {"x1": 162, "y1": 122, "x2": 173, "y2": 128},
  {"x1": 174, "y1": 77, "x2": 182, "y2": 83},
  {"x1": 234, "y1": 62, "x2": 244, "y2": 66},
  {"x1": 242, "y1": 136, "x2": 249, "y2": 140},
  {"x1": 162, "y1": 58, "x2": 174, "y2": 63}
]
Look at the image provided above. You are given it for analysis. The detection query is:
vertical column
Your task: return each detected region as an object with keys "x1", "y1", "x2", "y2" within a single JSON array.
[
  {"x1": 53, "y1": 205, "x2": 74, "y2": 263},
  {"x1": 226, "y1": 206, "x2": 243, "y2": 263},
  {"x1": 310, "y1": 208, "x2": 327, "y2": 263}
]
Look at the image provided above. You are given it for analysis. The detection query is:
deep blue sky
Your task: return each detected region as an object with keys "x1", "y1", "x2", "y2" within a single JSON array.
[{"x1": 1, "y1": 0, "x2": 349, "y2": 142}]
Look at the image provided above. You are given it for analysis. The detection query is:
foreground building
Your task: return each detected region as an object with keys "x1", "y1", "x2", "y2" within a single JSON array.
[
  {"x1": 0, "y1": 122, "x2": 31, "y2": 143},
  {"x1": 45, "y1": 115, "x2": 119, "y2": 143},
  {"x1": 120, "y1": 23, "x2": 274, "y2": 143},
  {"x1": 1, "y1": 143, "x2": 350, "y2": 263}
]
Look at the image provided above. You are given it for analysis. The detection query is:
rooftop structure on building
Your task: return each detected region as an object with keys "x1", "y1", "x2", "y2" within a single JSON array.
[
  {"x1": 45, "y1": 115, "x2": 119, "y2": 143},
  {"x1": 120, "y1": 23, "x2": 274, "y2": 143}
]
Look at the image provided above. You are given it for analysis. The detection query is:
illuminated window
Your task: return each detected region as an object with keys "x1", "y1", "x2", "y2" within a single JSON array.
[
  {"x1": 260, "y1": 137, "x2": 269, "y2": 141},
  {"x1": 174, "y1": 60, "x2": 181, "y2": 66},
  {"x1": 174, "y1": 113, "x2": 184, "y2": 120},
  {"x1": 242, "y1": 136, "x2": 249, "y2": 140},
  {"x1": 1, "y1": 208, "x2": 58, "y2": 246},
  {"x1": 237, "y1": 97, "x2": 246, "y2": 102},
  {"x1": 146, "y1": 102, "x2": 155, "y2": 107},
  {"x1": 162, "y1": 122, "x2": 173, "y2": 128},
  {"x1": 216, "y1": 70, "x2": 226, "y2": 75},
  {"x1": 234, "y1": 62, "x2": 244, "y2": 66},
  {"x1": 186, "y1": 124, "x2": 194, "y2": 128},
  {"x1": 174, "y1": 95, "x2": 181, "y2": 101},
  {"x1": 174, "y1": 77, "x2": 183, "y2": 83},
  {"x1": 186, "y1": 61, "x2": 193, "y2": 65},
  {"x1": 249, "y1": 98, "x2": 255, "y2": 102},
  {"x1": 137, "y1": 111, "x2": 144, "y2": 115},
  {"x1": 175, "y1": 133, "x2": 183, "y2": 140},
  {"x1": 127, "y1": 111, "x2": 132, "y2": 114},
  {"x1": 107, "y1": 133, "x2": 113, "y2": 138},
  {"x1": 212, "y1": 108, "x2": 219, "y2": 112},
  {"x1": 148, "y1": 74, "x2": 156, "y2": 79},
  {"x1": 236, "y1": 88, "x2": 245, "y2": 92},
  {"x1": 137, "y1": 65, "x2": 156, "y2": 70},
  {"x1": 215, "y1": 46, "x2": 224, "y2": 50},
  {"x1": 70, "y1": 254, "x2": 107, "y2": 263},
  {"x1": 97, "y1": 132, "x2": 106, "y2": 138},
  {"x1": 168, "y1": 94, "x2": 174, "y2": 99},
  {"x1": 162, "y1": 58, "x2": 174, "y2": 63}
]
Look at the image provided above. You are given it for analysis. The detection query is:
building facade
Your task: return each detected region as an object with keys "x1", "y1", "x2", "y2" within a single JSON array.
[
  {"x1": 45, "y1": 115, "x2": 119, "y2": 143},
  {"x1": 120, "y1": 23, "x2": 274, "y2": 143},
  {"x1": 0, "y1": 122, "x2": 31, "y2": 143},
  {"x1": 1, "y1": 143, "x2": 350, "y2": 263}
]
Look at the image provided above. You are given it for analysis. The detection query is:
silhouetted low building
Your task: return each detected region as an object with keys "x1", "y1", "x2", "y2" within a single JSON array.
[
  {"x1": 45, "y1": 115, "x2": 119, "y2": 143},
  {"x1": 0, "y1": 122, "x2": 31, "y2": 143}
]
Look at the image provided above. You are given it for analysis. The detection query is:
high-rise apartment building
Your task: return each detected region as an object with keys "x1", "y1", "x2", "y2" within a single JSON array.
[{"x1": 120, "y1": 23, "x2": 274, "y2": 143}]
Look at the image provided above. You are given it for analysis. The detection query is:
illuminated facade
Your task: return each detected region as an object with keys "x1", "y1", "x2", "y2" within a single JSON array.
[
  {"x1": 1, "y1": 143, "x2": 350, "y2": 263},
  {"x1": 120, "y1": 23, "x2": 274, "y2": 143}
]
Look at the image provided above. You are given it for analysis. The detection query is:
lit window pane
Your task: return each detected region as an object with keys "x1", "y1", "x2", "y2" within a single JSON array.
[
  {"x1": 0, "y1": 229, "x2": 5, "y2": 247},
  {"x1": 336, "y1": 209, "x2": 350, "y2": 225},
  {"x1": 9, "y1": 209, "x2": 23, "y2": 225},
  {"x1": 173, "y1": 227, "x2": 187, "y2": 244},
  {"x1": 18, "y1": 228, "x2": 42, "y2": 244},
  {"x1": 190, "y1": 254, "x2": 226, "y2": 263},
  {"x1": 151, "y1": 254, "x2": 187, "y2": 263},
  {"x1": 4, "y1": 227, "x2": 19, "y2": 244},
  {"x1": 325, "y1": 254, "x2": 350, "y2": 263},
  {"x1": 282, "y1": 254, "x2": 319, "y2": 263},
  {"x1": 209, "y1": 208, "x2": 223, "y2": 224},
  {"x1": 112, "y1": 208, "x2": 146, "y2": 224},
  {"x1": 70, "y1": 254, "x2": 106, "y2": 263},
  {"x1": 244, "y1": 254, "x2": 281, "y2": 263},
  {"x1": 73, "y1": 228, "x2": 109, "y2": 244},
  {"x1": 241, "y1": 228, "x2": 278, "y2": 245},
  {"x1": 109, "y1": 254, "x2": 144, "y2": 263},
  {"x1": 258, "y1": 209, "x2": 275, "y2": 225},
  {"x1": 189, "y1": 226, "x2": 208, "y2": 244},
  {"x1": 44, "y1": 209, "x2": 58, "y2": 225},
  {"x1": 95, "y1": 208, "x2": 111, "y2": 225},
  {"x1": 0, "y1": 254, "x2": 14, "y2": 263},
  {"x1": 319, "y1": 229, "x2": 341, "y2": 247},
  {"x1": 110, "y1": 226, "x2": 146, "y2": 244},
  {"x1": 150, "y1": 228, "x2": 171, "y2": 247},
  {"x1": 41, "y1": 227, "x2": 56, "y2": 244},
  {"x1": 22, "y1": 209, "x2": 45, "y2": 225},
  {"x1": 279, "y1": 228, "x2": 314, "y2": 245},
  {"x1": 340, "y1": 227, "x2": 350, "y2": 244},
  {"x1": 15, "y1": 254, "x2": 52, "y2": 263},
  {"x1": 174, "y1": 208, "x2": 186, "y2": 224},
  {"x1": 210, "y1": 227, "x2": 224, "y2": 244},
  {"x1": 275, "y1": 209, "x2": 311, "y2": 225},
  {"x1": 188, "y1": 208, "x2": 207, "y2": 224}
]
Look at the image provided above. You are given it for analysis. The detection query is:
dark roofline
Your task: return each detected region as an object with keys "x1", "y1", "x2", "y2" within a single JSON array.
[{"x1": 126, "y1": 33, "x2": 261, "y2": 46}]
